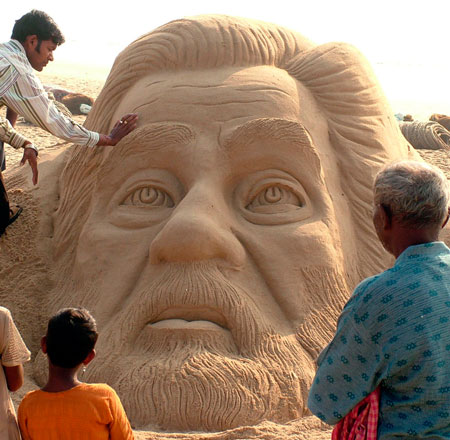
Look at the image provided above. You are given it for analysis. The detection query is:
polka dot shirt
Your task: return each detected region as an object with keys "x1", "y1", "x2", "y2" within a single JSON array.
[{"x1": 308, "y1": 242, "x2": 450, "y2": 439}]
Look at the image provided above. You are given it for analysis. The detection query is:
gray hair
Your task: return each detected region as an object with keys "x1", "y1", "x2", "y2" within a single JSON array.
[{"x1": 374, "y1": 160, "x2": 450, "y2": 229}]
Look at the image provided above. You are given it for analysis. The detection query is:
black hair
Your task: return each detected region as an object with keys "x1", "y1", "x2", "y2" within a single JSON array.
[
  {"x1": 46, "y1": 308, "x2": 98, "y2": 368},
  {"x1": 11, "y1": 10, "x2": 65, "y2": 45}
]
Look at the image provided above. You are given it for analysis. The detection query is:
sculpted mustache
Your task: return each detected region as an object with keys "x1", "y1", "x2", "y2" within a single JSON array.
[{"x1": 103, "y1": 262, "x2": 275, "y2": 352}]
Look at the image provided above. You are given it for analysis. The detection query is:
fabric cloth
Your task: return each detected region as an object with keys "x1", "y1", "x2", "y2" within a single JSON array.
[
  {"x1": 1, "y1": 141, "x2": 5, "y2": 171},
  {"x1": 0, "y1": 39, "x2": 99, "y2": 149},
  {"x1": 332, "y1": 387, "x2": 380, "y2": 440},
  {"x1": 18, "y1": 383, "x2": 134, "y2": 440},
  {"x1": 0, "y1": 117, "x2": 28, "y2": 151},
  {"x1": 308, "y1": 242, "x2": 450, "y2": 439},
  {"x1": 0, "y1": 164, "x2": 10, "y2": 235},
  {"x1": 0, "y1": 306, "x2": 31, "y2": 439}
]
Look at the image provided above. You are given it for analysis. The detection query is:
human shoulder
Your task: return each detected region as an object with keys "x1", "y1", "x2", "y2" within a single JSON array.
[
  {"x1": 0, "y1": 40, "x2": 32, "y2": 74},
  {"x1": 0, "y1": 306, "x2": 14, "y2": 328},
  {"x1": 342, "y1": 272, "x2": 386, "y2": 313},
  {"x1": 81, "y1": 383, "x2": 119, "y2": 398},
  {"x1": 337, "y1": 269, "x2": 397, "y2": 331},
  {"x1": 0, "y1": 306, "x2": 12, "y2": 318},
  {"x1": 19, "y1": 389, "x2": 44, "y2": 408}
]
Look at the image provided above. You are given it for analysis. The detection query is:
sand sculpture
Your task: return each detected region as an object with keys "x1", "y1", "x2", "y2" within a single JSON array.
[{"x1": 0, "y1": 15, "x2": 420, "y2": 439}]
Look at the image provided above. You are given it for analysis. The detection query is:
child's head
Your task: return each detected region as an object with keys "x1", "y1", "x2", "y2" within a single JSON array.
[{"x1": 45, "y1": 308, "x2": 98, "y2": 368}]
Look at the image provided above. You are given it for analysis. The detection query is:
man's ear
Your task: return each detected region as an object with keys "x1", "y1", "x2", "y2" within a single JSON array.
[
  {"x1": 380, "y1": 204, "x2": 392, "y2": 229},
  {"x1": 23, "y1": 35, "x2": 38, "y2": 50},
  {"x1": 442, "y1": 207, "x2": 450, "y2": 229},
  {"x1": 41, "y1": 336, "x2": 47, "y2": 354},
  {"x1": 82, "y1": 349, "x2": 96, "y2": 366}
]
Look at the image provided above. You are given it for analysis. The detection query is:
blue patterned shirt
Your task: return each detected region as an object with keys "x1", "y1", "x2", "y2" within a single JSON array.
[{"x1": 308, "y1": 242, "x2": 450, "y2": 439}]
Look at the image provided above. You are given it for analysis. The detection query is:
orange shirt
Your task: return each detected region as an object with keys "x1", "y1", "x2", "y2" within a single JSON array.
[{"x1": 18, "y1": 383, "x2": 134, "y2": 440}]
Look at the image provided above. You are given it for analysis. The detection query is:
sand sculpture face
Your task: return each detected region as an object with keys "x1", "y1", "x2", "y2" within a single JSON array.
[
  {"x1": 32, "y1": 15, "x2": 416, "y2": 436},
  {"x1": 68, "y1": 67, "x2": 353, "y2": 430}
]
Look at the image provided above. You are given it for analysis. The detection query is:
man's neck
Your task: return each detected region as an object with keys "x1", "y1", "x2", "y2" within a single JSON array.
[{"x1": 391, "y1": 227, "x2": 439, "y2": 258}]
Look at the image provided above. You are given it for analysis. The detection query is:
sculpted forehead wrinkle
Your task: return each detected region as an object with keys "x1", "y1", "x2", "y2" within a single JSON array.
[{"x1": 111, "y1": 66, "x2": 302, "y2": 125}]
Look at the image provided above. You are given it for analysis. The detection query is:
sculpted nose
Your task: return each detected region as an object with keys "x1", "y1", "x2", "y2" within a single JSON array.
[{"x1": 149, "y1": 190, "x2": 245, "y2": 269}]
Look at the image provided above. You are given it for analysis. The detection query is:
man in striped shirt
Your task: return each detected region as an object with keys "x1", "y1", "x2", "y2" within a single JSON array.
[{"x1": 0, "y1": 10, "x2": 137, "y2": 237}]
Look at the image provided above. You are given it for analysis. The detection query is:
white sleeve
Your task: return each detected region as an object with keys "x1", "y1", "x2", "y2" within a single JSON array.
[
  {"x1": 0, "y1": 307, "x2": 31, "y2": 367},
  {"x1": 2, "y1": 72, "x2": 99, "y2": 147}
]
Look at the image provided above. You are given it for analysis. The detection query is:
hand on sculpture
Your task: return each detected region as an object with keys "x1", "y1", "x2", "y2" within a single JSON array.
[
  {"x1": 20, "y1": 146, "x2": 38, "y2": 185},
  {"x1": 105, "y1": 113, "x2": 138, "y2": 146}
]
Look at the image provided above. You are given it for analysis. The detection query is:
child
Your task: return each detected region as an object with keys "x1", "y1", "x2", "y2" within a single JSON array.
[{"x1": 18, "y1": 308, "x2": 134, "y2": 439}]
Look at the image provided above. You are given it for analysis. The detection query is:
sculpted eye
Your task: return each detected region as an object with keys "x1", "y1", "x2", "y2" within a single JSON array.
[
  {"x1": 237, "y1": 171, "x2": 313, "y2": 225},
  {"x1": 122, "y1": 186, "x2": 174, "y2": 207},
  {"x1": 246, "y1": 185, "x2": 303, "y2": 213}
]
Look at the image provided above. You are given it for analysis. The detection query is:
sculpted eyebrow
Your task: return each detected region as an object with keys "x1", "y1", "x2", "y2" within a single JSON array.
[
  {"x1": 223, "y1": 118, "x2": 322, "y2": 173},
  {"x1": 117, "y1": 124, "x2": 195, "y2": 157},
  {"x1": 224, "y1": 118, "x2": 315, "y2": 150}
]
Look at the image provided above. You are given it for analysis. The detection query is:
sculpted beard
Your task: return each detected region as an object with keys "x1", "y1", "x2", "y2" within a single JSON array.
[{"x1": 40, "y1": 262, "x2": 350, "y2": 432}]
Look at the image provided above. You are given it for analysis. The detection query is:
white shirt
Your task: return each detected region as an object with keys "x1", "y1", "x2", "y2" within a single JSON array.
[{"x1": 0, "y1": 39, "x2": 99, "y2": 149}]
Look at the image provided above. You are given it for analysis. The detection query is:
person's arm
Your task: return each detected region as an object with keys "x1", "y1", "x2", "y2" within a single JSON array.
[
  {"x1": 3, "y1": 72, "x2": 98, "y2": 146},
  {"x1": 108, "y1": 388, "x2": 135, "y2": 439},
  {"x1": 0, "y1": 308, "x2": 30, "y2": 392},
  {"x1": 0, "y1": 117, "x2": 39, "y2": 184},
  {"x1": 0, "y1": 116, "x2": 30, "y2": 150},
  {"x1": 3, "y1": 72, "x2": 137, "y2": 147},
  {"x1": 6, "y1": 107, "x2": 18, "y2": 127},
  {"x1": 17, "y1": 399, "x2": 31, "y2": 440},
  {"x1": 307, "y1": 283, "x2": 384, "y2": 425},
  {"x1": 20, "y1": 145, "x2": 38, "y2": 185},
  {"x1": 3, "y1": 364, "x2": 24, "y2": 391}
]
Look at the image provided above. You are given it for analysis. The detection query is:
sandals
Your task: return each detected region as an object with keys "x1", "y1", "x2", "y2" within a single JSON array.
[{"x1": 8, "y1": 205, "x2": 23, "y2": 226}]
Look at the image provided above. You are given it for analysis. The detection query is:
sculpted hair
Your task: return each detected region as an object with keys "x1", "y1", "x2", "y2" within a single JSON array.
[
  {"x1": 374, "y1": 160, "x2": 450, "y2": 229},
  {"x1": 11, "y1": 10, "x2": 65, "y2": 45},
  {"x1": 55, "y1": 15, "x2": 414, "y2": 280},
  {"x1": 46, "y1": 308, "x2": 98, "y2": 368}
]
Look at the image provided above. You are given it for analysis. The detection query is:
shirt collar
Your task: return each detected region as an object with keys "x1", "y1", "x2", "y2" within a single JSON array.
[
  {"x1": 8, "y1": 39, "x2": 27, "y2": 55},
  {"x1": 0, "y1": 39, "x2": 33, "y2": 75},
  {"x1": 395, "y1": 241, "x2": 449, "y2": 265}
]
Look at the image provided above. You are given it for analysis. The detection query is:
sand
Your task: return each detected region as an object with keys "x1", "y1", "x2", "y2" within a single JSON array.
[{"x1": 1, "y1": 60, "x2": 450, "y2": 440}]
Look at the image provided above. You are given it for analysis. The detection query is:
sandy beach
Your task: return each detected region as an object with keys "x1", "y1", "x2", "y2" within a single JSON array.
[{"x1": 1, "y1": 60, "x2": 450, "y2": 440}]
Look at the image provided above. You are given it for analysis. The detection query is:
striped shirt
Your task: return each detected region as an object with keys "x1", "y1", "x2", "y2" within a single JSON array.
[
  {"x1": 308, "y1": 241, "x2": 450, "y2": 439},
  {"x1": 0, "y1": 39, "x2": 99, "y2": 150}
]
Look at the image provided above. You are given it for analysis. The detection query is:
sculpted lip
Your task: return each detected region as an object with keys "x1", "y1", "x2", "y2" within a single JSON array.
[{"x1": 149, "y1": 306, "x2": 229, "y2": 331}]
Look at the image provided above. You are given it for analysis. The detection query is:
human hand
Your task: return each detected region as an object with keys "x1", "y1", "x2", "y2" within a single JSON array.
[
  {"x1": 20, "y1": 147, "x2": 38, "y2": 185},
  {"x1": 106, "y1": 113, "x2": 138, "y2": 146}
]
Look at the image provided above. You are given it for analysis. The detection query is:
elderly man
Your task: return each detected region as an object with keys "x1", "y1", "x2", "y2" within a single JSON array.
[
  {"x1": 3, "y1": 15, "x2": 419, "y2": 438},
  {"x1": 308, "y1": 161, "x2": 450, "y2": 439},
  {"x1": 0, "y1": 10, "x2": 137, "y2": 236}
]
